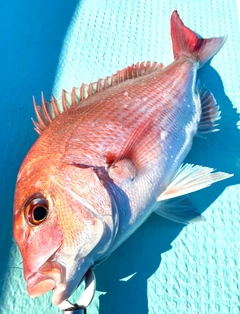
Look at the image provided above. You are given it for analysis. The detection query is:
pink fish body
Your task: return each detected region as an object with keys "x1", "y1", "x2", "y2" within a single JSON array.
[{"x1": 14, "y1": 11, "x2": 232, "y2": 305}]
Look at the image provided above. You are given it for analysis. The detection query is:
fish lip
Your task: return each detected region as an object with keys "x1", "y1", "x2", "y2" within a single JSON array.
[
  {"x1": 25, "y1": 248, "x2": 92, "y2": 305},
  {"x1": 25, "y1": 246, "x2": 61, "y2": 281},
  {"x1": 26, "y1": 271, "x2": 57, "y2": 297},
  {"x1": 26, "y1": 258, "x2": 90, "y2": 305},
  {"x1": 25, "y1": 250, "x2": 63, "y2": 297}
]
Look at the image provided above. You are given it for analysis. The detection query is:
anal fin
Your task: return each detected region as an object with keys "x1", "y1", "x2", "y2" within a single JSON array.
[
  {"x1": 157, "y1": 163, "x2": 233, "y2": 201},
  {"x1": 154, "y1": 196, "x2": 205, "y2": 224}
]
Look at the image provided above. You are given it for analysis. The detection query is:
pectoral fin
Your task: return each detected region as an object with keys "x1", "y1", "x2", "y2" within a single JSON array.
[
  {"x1": 154, "y1": 196, "x2": 205, "y2": 224},
  {"x1": 158, "y1": 163, "x2": 233, "y2": 201}
]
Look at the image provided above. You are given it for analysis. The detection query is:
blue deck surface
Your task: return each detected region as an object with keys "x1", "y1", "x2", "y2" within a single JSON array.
[{"x1": 0, "y1": 1, "x2": 239, "y2": 313}]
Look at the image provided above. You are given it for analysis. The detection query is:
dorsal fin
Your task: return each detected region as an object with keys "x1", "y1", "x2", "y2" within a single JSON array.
[{"x1": 32, "y1": 61, "x2": 164, "y2": 135}]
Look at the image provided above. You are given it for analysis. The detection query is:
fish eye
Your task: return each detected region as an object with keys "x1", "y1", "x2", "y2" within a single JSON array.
[{"x1": 24, "y1": 195, "x2": 49, "y2": 226}]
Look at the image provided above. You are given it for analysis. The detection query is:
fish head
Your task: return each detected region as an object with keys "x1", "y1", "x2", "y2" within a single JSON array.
[{"x1": 14, "y1": 147, "x2": 116, "y2": 305}]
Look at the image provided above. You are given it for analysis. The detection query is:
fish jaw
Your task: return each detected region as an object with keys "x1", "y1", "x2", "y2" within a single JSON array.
[
  {"x1": 51, "y1": 254, "x2": 93, "y2": 305},
  {"x1": 26, "y1": 272, "x2": 58, "y2": 297},
  {"x1": 24, "y1": 246, "x2": 94, "y2": 305}
]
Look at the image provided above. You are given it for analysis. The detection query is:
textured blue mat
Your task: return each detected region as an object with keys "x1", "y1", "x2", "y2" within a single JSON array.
[{"x1": 0, "y1": 1, "x2": 239, "y2": 313}]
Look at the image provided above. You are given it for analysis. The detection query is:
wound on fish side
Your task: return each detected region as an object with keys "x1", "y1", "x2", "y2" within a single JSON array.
[{"x1": 108, "y1": 159, "x2": 137, "y2": 186}]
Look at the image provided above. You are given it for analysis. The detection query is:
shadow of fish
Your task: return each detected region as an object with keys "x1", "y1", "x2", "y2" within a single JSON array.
[{"x1": 13, "y1": 10, "x2": 233, "y2": 306}]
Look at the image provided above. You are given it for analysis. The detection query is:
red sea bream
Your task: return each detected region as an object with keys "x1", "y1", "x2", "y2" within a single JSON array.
[{"x1": 13, "y1": 11, "x2": 232, "y2": 305}]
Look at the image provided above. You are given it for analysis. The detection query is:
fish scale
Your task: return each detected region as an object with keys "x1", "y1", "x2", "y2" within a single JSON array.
[{"x1": 58, "y1": 60, "x2": 197, "y2": 172}]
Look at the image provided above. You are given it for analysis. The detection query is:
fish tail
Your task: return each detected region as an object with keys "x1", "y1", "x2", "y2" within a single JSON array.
[{"x1": 170, "y1": 11, "x2": 226, "y2": 67}]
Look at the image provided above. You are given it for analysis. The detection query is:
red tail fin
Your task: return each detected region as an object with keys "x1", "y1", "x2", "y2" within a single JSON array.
[{"x1": 170, "y1": 11, "x2": 226, "y2": 67}]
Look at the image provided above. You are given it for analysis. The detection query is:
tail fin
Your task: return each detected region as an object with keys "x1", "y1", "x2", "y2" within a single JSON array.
[{"x1": 170, "y1": 11, "x2": 226, "y2": 67}]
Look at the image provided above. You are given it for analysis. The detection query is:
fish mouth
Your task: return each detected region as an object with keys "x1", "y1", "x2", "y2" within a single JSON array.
[
  {"x1": 26, "y1": 260, "x2": 62, "y2": 297},
  {"x1": 26, "y1": 254, "x2": 91, "y2": 306},
  {"x1": 27, "y1": 272, "x2": 57, "y2": 297}
]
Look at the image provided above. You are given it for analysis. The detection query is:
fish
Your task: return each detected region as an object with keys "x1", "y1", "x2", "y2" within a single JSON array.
[{"x1": 13, "y1": 11, "x2": 232, "y2": 306}]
